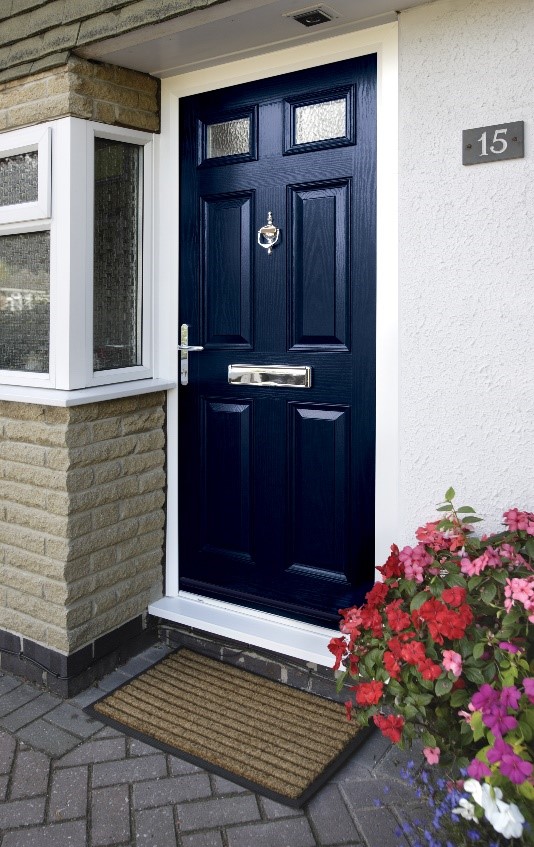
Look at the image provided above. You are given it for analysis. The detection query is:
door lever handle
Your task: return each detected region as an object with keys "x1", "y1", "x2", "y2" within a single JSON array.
[{"x1": 179, "y1": 324, "x2": 204, "y2": 385}]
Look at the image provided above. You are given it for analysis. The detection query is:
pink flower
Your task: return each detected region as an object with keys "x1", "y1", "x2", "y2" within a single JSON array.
[
  {"x1": 500, "y1": 686, "x2": 521, "y2": 710},
  {"x1": 523, "y1": 678, "x2": 534, "y2": 703},
  {"x1": 399, "y1": 544, "x2": 433, "y2": 583},
  {"x1": 505, "y1": 577, "x2": 534, "y2": 621},
  {"x1": 504, "y1": 508, "x2": 534, "y2": 535},
  {"x1": 423, "y1": 746, "x2": 441, "y2": 765},
  {"x1": 500, "y1": 753, "x2": 534, "y2": 785},
  {"x1": 499, "y1": 641, "x2": 521, "y2": 654},
  {"x1": 442, "y1": 650, "x2": 462, "y2": 677},
  {"x1": 460, "y1": 546, "x2": 501, "y2": 577},
  {"x1": 467, "y1": 759, "x2": 491, "y2": 779}
]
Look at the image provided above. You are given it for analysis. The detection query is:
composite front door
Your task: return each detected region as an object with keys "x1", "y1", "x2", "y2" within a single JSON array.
[{"x1": 178, "y1": 55, "x2": 377, "y2": 628}]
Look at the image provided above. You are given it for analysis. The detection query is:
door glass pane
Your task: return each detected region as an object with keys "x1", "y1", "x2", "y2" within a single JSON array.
[
  {"x1": 294, "y1": 99, "x2": 346, "y2": 145},
  {"x1": 206, "y1": 118, "x2": 250, "y2": 159},
  {"x1": 93, "y1": 137, "x2": 143, "y2": 372},
  {"x1": 0, "y1": 230, "x2": 50, "y2": 372},
  {"x1": 0, "y1": 151, "x2": 38, "y2": 206}
]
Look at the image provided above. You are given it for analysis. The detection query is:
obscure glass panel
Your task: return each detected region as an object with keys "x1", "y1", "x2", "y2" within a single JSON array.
[
  {"x1": 294, "y1": 99, "x2": 346, "y2": 145},
  {"x1": 206, "y1": 118, "x2": 250, "y2": 159},
  {"x1": 0, "y1": 151, "x2": 38, "y2": 206},
  {"x1": 93, "y1": 137, "x2": 143, "y2": 372},
  {"x1": 0, "y1": 231, "x2": 50, "y2": 372}
]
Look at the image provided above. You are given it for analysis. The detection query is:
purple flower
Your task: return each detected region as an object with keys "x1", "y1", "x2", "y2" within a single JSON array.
[
  {"x1": 471, "y1": 683, "x2": 499, "y2": 712},
  {"x1": 500, "y1": 753, "x2": 534, "y2": 785},
  {"x1": 500, "y1": 685, "x2": 521, "y2": 710},
  {"x1": 524, "y1": 678, "x2": 534, "y2": 703},
  {"x1": 482, "y1": 706, "x2": 518, "y2": 736},
  {"x1": 499, "y1": 641, "x2": 521, "y2": 653},
  {"x1": 487, "y1": 737, "x2": 514, "y2": 763},
  {"x1": 467, "y1": 759, "x2": 491, "y2": 778}
]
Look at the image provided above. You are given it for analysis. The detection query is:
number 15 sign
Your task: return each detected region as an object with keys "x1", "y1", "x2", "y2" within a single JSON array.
[{"x1": 463, "y1": 121, "x2": 524, "y2": 165}]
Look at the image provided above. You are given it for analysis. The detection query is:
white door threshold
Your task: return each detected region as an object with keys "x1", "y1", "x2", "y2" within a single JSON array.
[{"x1": 149, "y1": 592, "x2": 339, "y2": 669}]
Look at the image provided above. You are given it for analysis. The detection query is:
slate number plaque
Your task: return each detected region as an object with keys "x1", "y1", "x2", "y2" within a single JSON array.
[{"x1": 463, "y1": 121, "x2": 524, "y2": 165}]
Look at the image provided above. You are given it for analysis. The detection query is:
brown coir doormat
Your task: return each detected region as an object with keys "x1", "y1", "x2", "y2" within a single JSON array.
[{"x1": 86, "y1": 648, "x2": 371, "y2": 807}]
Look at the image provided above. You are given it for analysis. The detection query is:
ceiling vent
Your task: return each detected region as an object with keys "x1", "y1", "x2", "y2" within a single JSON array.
[{"x1": 292, "y1": 8, "x2": 333, "y2": 27}]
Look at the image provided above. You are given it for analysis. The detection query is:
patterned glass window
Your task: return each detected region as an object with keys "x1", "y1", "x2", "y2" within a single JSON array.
[
  {"x1": 206, "y1": 118, "x2": 250, "y2": 159},
  {"x1": 0, "y1": 231, "x2": 50, "y2": 373},
  {"x1": 93, "y1": 137, "x2": 143, "y2": 372},
  {"x1": 294, "y1": 99, "x2": 346, "y2": 145},
  {"x1": 0, "y1": 151, "x2": 38, "y2": 206}
]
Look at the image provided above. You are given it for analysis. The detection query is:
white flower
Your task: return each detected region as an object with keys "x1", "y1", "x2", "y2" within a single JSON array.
[
  {"x1": 486, "y1": 799, "x2": 525, "y2": 840},
  {"x1": 452, "y1": 799, "x2": 477, "y2": 821}
]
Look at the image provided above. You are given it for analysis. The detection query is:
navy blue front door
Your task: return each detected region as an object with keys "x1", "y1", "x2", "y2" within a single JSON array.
[{"x1": 179, "y1": 56, "x2": 376, "y2": 628}]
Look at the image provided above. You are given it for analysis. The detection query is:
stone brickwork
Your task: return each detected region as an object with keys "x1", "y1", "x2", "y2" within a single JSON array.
[
  {"x1": 0, "y1": 0, "x2": 228, "y2": 85},
  {"x1": 0, "y1": 55, "x2": 159, "y2": 133},
  {"x1": 0, "y1": 392, "x2": 166, "y2": 656}
]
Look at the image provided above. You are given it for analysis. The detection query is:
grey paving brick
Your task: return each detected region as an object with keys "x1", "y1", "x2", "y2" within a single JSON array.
[
  {"x1": 134, "y1": 773, "x2": 212, "y2": 809},
  {"x1": 176, "y1": 795, "x2": 261, "y2": 831},
  {"x1": 333, "y1": 731, "x2": 391, "y2": 780},
  {"x1": 0, "y1": 773, "x2": 8, "y2": 800},
  {"x1": 68, "y1": 687, "x2": 103, "y2": 709},
  {"x1": 91, "y1": 785, "x2": 130, "y2": 846},
  {"x1": 91, "y1": 725, "x2": 124, "y2": 739},
  {"x1": 306, "y1": 784, "x2": 359, "y2": 845},
  {"x1": 44, "y1": 703, "x2": 103, "y2": 739},
  {"x1": 226, "y1": 816, "x2": 317, "y2": 847},
  {"x1": 259, "y1": 797, "x2": 304, "y2": 819},
  {"x1": 353, "y1": 807, "x2": 411, "y2": 847},
  {"x1": 0, "y1": 796, "x2": 46, "y2": 829},
  {"x1": 95, "y1": 670, "x2": 130, "y2": 692},
  {"x1": 16, "y1": 718, "x2": 80, "y2": 756},
  {"x1": 169, "y1": 755, "x2": 203, "y2": 776},
  {"x1": 57, "y1": 737, "x2": 126, "y2": 766},
  {"x1": 136, "y1": 806, "x2": 177, "y2": 846},
  {"x1": 0, "y1": 684, "x2": 40, "y2": 718},
  {"x1": 0, "y1": 731, "x2": 17, "y2": 773},
  {"x1": 1, "y1": 820, "x2": 87, "y2": 847},
  {"x1": 92, "y1": 753, "x2": 167, "y2": 787},
  {"x1": 0, "y1": 675, "x2": 21, "y2": 696},
  {"x1": 1, "y1": 693, "x2": 61, "y2": 731},
  {"x1": 340, "y1": 778, "x2": 417, "y2": 812},
  {"x1": 181, "y1": 831, "x2": 224, "y2": 847},
  {"x1": 129, "y1": 737, "x2": 158, "y2": 756},
  {"x1": 48, "y1": 766, "x2": 88, "y2": 823},
  {"x1": 9, "y1": 749, "x2": 50, "y2": 799},
  {"x1": 211, "y1": 774, "x2": 250, "y2": 795}
]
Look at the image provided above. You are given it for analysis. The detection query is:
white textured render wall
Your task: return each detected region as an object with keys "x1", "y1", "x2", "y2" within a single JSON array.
[{"x1": 397, "y1": 0, "x2": 533, "y2": 539}]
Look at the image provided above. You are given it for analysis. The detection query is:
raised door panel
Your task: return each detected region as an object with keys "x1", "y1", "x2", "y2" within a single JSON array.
[{"x1": 202, "y1": 192, "x2": 253, "y2": 347}]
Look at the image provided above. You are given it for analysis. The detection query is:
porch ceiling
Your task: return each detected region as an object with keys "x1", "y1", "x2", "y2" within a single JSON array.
[{"x1": 76, "y1": 0, "x2": 422, "y2": 78}]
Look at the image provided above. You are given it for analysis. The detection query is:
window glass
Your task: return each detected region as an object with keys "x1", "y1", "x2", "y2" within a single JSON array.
[
  {"x1": 0, "y1": 231, "x2": 50, "y2": 372},
  {"x1": 294, "y1": 99, "x2": 346, "y2": 145},
  {"x1": 206, "y1": 118, "x2": 250, "y2": 159},
  {"x1": 0, "y1": 151, "x2": 38, "y2": 207},
  {"x1": 93, "y1": 137, "x2": 143, "y2": 372}
]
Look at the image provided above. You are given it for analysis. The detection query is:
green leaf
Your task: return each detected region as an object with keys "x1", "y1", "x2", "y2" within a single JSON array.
[
  {"x1": 525, "y1": 537, "x2": 534, "y2": 560},
  {"x1": 435, "y1": 677, "x2": 453, "y2": 697},
  {"x1": 480, "y1": 583, "x2": 497, "y2": 605},
  {"x1": 410, "y1": 591, "x2": 430, "y2": 612},
  {"x1": 467, "y1": 516, "x2": 484, "y2": 523},
  {"x1": 468, "y1": 576, "x2": 484, "y2": 590},
  {"x1": 445, "y1": 487, "x2": 455, "y2": 501},
  {"x1": 472, "y1": 642, "x2": 485, "y2": 660},
  {"x1": 450, "y1": 689, "x2": 470, "y2": 708},
  {"x1": 471, "y1": 711, "x2": 485, "y2": 742},
  {"x1": 519, "y1": 720, "x2": 533, "y2": 742},
  {"x1": 482, "y1": 662, "x2": 497, "y2": 683},
  {"x1": 436, "y1": 505, "x2": 452, "y2": 512},
  {"x1": 464, "y1": 667, "x2": 485, "y2": 685},
  {"x1": 457, "y1": 506, "x2": 476, "y2": 514},
  {"x1": 519, "y1": 781, "x2": 534, "y2": 801},
  {"x1": 422, "y1": 731, "x2": 437, "y2": 747}
]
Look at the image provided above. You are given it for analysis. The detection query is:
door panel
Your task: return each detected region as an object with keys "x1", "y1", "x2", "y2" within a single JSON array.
[{"x1": 179, "y1": 56, "x2": 377, "y2": 627}]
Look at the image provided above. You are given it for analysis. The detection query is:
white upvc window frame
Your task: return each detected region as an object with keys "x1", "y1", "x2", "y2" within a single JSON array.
[
  {"x1": 84, "y1": 122, "x2": 154, "y2": 388},
  {"x1": 0, "y1": 126, "x2": 51, "y2": 225}
]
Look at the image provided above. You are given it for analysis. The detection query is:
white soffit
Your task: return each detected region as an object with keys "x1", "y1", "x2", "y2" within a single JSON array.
[{"x1": 77, "y1": 0, "x2": 418, "y2": 76}]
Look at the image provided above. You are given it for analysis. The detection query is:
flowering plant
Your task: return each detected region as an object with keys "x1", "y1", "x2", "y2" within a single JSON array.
[{"x1": 329, "y1": 490, "x2": 534, "y2": 843}]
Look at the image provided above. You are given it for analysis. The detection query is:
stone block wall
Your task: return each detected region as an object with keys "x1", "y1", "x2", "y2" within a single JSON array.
[
  {"x1": 0, "y1": 392, "x2": 166, "y2": 656},
  {"x1": 0, "y1": 55, "x2": 159, "y2": 133}
]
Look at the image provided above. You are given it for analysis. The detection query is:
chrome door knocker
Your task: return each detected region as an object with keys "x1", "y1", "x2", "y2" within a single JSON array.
[{"x1": 257, "y1": 211, "x2": 280, "y2": 255}]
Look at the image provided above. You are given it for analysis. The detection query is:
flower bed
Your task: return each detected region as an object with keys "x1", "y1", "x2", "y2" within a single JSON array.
[{"x1": 329, "y1": 490, "x2": 534, "y2": 844}]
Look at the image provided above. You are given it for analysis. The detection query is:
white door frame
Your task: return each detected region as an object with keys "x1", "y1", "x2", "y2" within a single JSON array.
[{"x1": 149, "y1": 23, "x2": 399, "y2": 667}]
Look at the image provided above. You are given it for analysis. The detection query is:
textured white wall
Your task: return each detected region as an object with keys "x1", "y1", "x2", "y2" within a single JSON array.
[{"x1": 397, "y1": 0, "x2": 533, "y2": 540}]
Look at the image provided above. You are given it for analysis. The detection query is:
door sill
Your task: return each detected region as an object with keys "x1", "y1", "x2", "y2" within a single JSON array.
[{"x1": 148, "y1": 592, "x2": 339, "y2": 668}]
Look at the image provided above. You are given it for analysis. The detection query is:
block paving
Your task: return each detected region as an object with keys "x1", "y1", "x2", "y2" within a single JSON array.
[{"x1": 0, "y1": 644, "x2": 425, "y2": 847}]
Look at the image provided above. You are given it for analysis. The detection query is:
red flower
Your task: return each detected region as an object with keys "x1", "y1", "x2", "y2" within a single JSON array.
[
  {"x1": 373, "y1": 713, "x2": 405, "y2": 743},
  {"x1": 328, "y1": 636, "x2": 347, "y2": 671},
  {"x1": 344, "y1": 700, "x2": 353, "y2": 721},
  {"x1": 360, "y1": 607, "x2": 383, "y2": 637},
  {"x1": 383, "y1": 650, "x2": 401, "y2": 679},
  {"x1": 452, "y1": 678, "x2": 466, "y2": 690},
  {"x1": 385, "y1": 599, "x2": 411, "y2": 632},
  {"x1": 365, "y1": 582, "x2": 390, "y2": 608},
  {"x1": 354, "y1": 680, "x2": 384, "y2": 706},
  {"x1": 441, "y1": 587, "x2": 467, "y2": 608},
  {"x1": 418, "y1": 598, "x2": 473, "y2": 645},
  {"x1": 417, "y1": 657, "x2": 442, "y2": 681},
  {"x1": 348, "y1": 654, "x2": 360, "y2": 675},
  {"x1": 400, "y1": 640, "x2": 426, "y2": 666},
  {"x1": 376, "y1": 545, "x2": 403, "y2": 579}
]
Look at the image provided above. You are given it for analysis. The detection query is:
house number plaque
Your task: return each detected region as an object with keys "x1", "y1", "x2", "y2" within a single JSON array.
[{"x1": 462, "y1": 121, "x2": 524, "y2": 165}]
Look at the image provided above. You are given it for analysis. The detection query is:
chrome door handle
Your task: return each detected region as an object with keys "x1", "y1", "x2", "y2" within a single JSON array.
[
  {"x1": 257, "y1": 211, "x2": 280, "y2": 255},
  {"x1": 179, "y1": 324, "x2": 204, "y2": 385}
]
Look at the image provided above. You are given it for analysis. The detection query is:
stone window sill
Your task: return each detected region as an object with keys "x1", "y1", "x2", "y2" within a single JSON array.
[{"x1": 0, "y1": 378, "x2": 176, "y2": 407}]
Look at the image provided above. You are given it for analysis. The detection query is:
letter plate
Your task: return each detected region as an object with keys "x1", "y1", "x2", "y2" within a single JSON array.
[{"x1": 228, "y1": 364, "x2": 311, "y2": 388}]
